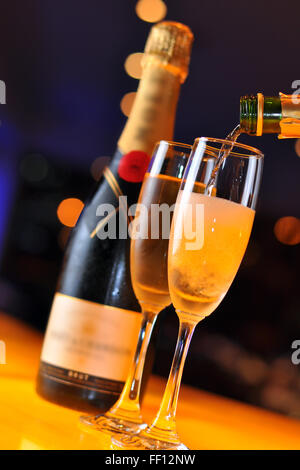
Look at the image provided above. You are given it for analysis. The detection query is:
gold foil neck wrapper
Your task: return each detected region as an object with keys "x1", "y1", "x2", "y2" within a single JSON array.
[
  {"x1": 142, "y1": 21, "x2": 194, "y2": 82},
  {"x1": 279, "y1": 92, "x2": 300, "y2": 138}
]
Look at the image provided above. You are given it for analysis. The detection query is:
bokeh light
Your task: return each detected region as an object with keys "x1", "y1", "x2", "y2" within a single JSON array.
[
  {"x1": 273, "y1": 216, "x2": 300, "y2": 245},
  {"x1": 120, "y1": 92, "x2": 136, "y2": 117},
  {"x1": 295, "y1": 139, "x2": 300, "y2": 157},
  {"x1": 135, "y1": 0, "x2": 167, "y2": 23},
  {"x1": 124, "y1": 52, "x2": 144, "y2": 79},
  {"x1": 57, "y1": 198, "x2": 84, "y2": 228}
]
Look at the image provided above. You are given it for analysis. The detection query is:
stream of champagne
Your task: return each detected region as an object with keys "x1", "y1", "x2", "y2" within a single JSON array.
[{"x1": 205, "y1": 124, "x2": 242, "y2": 196}]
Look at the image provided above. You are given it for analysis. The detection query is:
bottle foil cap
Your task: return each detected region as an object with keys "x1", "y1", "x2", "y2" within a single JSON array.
[{"x1": 143, "y1": 21, "x2": 194, "y2": 82}]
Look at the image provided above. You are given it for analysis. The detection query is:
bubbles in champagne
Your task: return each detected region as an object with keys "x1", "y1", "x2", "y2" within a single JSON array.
[{"x1": 171, "y1": 267, "x2": 226, "y2": 303}]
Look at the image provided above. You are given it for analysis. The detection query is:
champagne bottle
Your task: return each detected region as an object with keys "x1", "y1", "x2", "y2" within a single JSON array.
[
  {"x1": 240, "y1": 93, "x2": 300, "y2": 138},
  {"x1": 36, "y1": 22, "x2": 193, "y2": 412}
]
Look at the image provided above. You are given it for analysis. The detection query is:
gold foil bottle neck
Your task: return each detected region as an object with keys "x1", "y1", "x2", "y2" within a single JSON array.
[{"x1": 142, "y1": 21, "x2": 194, "y2": 83}]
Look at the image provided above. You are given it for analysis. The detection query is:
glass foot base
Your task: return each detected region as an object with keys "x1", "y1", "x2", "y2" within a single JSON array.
[
  {"x1": 112, "y1": 433, "x2": 189, "y2": 450},
  {"x1": 80, "y1": 413, "x2": 147, "y2": 436}
]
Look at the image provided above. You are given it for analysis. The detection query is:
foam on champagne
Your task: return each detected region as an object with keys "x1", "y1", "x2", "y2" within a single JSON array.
[{"x1": 169, "y1": 191, "x2": 255, "y2": 319}]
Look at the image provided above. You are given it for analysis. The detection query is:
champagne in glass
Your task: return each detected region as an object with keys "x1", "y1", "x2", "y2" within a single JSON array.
[
  {"x1": 131, "y1": 173, "x2": 185, "y2": 308},
  {"x1": 170, "y1": 191, "x2": 255, "y2": 318},
  {"x1": 113, "y1": 137, "x2": 263, "y2": 450},
  {"x1": 80, "y1": 141, "x2": 191, "y2": 436}
]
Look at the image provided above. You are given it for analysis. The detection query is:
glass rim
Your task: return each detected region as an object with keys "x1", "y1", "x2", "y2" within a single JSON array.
[
  {"x1": 157, "y1": 140, "x2": 192, "y2": 150},
  {"x1": 195, "y1": 137, "x2": 264, "y2": 159}
]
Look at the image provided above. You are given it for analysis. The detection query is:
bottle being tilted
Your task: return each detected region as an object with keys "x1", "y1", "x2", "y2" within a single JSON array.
[
  {"x1": 36, "y1": 21, "x2": 194, "y2": 412},
  {"x1": 240, "y1": 93, "x2": 300, "y2": 138}
]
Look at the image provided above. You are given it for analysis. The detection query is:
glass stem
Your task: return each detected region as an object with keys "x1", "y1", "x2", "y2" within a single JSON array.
[
  {"x1": 107, "y1": 308, "x2": 158, "y2": 424},
  {"x1": 145, "y1": 317, "x2": 196, "y2": 442}
]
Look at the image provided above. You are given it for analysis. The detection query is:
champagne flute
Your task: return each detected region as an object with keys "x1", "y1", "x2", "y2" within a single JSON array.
[
  {"x1": 80, "y1": 141, "x2": 191, "y2": 435},
  {"x1": 113, "y1": 136, "x2": 263, "y2": 449}
]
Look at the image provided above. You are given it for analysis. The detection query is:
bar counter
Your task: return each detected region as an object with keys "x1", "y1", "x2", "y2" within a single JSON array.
[{"x1": 1, "y1": 312, "x2": 300, "y2": 450}]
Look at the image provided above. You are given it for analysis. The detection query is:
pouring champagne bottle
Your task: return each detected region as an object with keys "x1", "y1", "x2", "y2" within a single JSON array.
[
  {"x1": 240, "y1": 93, "x2": 300, "y2": 138},
  {"x1": 36, "y1": 21, "x2": 194, "y2": 412},
  {"x1": 205, "y1": 92, "x2": 300, "y2": 187}
]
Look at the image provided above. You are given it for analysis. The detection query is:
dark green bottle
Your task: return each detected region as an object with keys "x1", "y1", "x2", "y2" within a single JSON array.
[{"x1": 240, "y1": 93, "x2": 300, "y2": 138}]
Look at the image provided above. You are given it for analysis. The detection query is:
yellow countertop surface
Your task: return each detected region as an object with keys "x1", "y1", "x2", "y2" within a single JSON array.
[{"x1": 1, "y1": 312, "x2": 300, "y2": 450}]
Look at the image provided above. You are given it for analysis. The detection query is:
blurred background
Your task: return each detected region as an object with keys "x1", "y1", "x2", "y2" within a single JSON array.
[{"x1": 0, "y1": 0, "x2": 299, "y2": 418}]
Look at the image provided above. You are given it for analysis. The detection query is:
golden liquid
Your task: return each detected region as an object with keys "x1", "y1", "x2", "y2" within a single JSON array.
[
  {"x1": 205, "y1": 125, "x2": 242, "y2": 196},
  {"x1": 131, "y1": 173, "x2": 181, "y2": 309},
  {"x1": 169, "y1": 192, "x2": 255, "y2": 319}
]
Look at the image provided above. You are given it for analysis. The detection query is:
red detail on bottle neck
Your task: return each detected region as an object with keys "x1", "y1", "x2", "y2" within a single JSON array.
[{"x1": 118, "y1": 151, "x2": 151, "y2": 183}]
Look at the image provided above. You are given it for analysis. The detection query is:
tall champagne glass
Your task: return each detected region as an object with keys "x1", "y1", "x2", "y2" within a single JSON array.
[
  {"x1": 113, "y1": 137, "x2": 263, "y2": 449},
  {"x1": 80, "y1": 141, "x2": 191, "y2": 435}
]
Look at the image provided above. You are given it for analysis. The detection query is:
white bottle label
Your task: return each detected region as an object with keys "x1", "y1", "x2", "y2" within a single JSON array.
[{"x1": 41, "y1": 293, "x2": 141, "y2": 382}]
